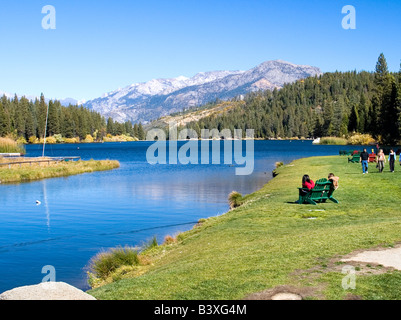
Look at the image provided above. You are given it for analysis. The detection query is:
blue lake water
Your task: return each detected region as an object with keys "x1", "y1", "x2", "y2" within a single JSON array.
[{"x1": 0, "y1": 140, "x2": 355, "y2": 292}]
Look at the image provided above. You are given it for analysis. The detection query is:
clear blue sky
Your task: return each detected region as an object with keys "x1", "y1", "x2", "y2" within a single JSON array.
[{"x1": 0, "y1": 0, "x2": 400, "y2": 101}]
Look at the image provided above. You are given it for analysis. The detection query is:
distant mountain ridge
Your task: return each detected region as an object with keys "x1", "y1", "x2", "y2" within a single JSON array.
[
  {"x1": 83, "y1": 60, "x2": 322, "y2": 123},
  {"x1": 0, "y1": 91, "x2": 81, "y2": 107},
  {"x1": 1, "y1": 60, "x2": 322, "y2": 123}
]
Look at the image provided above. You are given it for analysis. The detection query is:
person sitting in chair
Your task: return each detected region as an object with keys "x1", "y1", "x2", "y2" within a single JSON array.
[
  {"x1": 296, "y1": 175, "x2": 315, "y2": 203},
  {"x1": 302, "y1": 174, "x2": 315, "y2": 190},
  {"x1": 328, "y1": 173, "x2": 339, "y2": 190},
  {"x1": 299, "y1": 174, "x2": 315, "y2": 196}
]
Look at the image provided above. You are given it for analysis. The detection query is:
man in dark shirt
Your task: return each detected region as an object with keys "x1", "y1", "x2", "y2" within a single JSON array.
[{"x1": 360, "y1": 148, "x2": 369, "y2": 174}]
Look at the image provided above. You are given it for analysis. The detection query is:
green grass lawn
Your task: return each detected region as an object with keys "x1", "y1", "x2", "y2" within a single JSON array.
[{"x1": 88, "y1": 156, "x2": 401, "y2": 300}]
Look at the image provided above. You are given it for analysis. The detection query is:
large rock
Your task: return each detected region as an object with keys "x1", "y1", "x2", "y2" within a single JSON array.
[{"x1": 0, "y1": 282, "x2": 96, "y2": 300}]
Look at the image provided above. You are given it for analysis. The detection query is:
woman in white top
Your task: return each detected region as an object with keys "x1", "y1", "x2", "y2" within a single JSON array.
[
  {"x1": 388, "y1": 149, "x2": 396, "y2": 172},
  {"x1": 377, "y1": 149, "x2": 386, "y2": 173}
]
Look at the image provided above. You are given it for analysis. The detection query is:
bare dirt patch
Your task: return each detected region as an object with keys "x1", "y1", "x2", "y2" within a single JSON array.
[
  {"x1": 341, "y1": 245, "x2": 401, "y2": 270},
  {"x1": 243, "y1": 285, "x2": 317, "y2": 300},
  {"x1": 245, "y1": 245, "x2": 401, "y2": 301}
]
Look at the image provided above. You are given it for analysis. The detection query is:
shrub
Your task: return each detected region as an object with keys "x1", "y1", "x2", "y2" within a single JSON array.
[
  {"x1": 163, "y1": 235, "x2": 176, "y2": 245},
  {"x1": 347, "y1": 133, "x2": 376, "y2": 145},
  {"x1": 64, "y1": 137, "x2": 80, "y2": 143},
  {"x1": 88, "y1": 246, "x2": 139, "y2": 280},
  {"x1": 85, "y1": 134, "x2": 94, "y2": 143},
  {"x1": 142, "y1": 236, "x2": 158, "y2": 251},
  {"x1": 28, "y1": 136, "x2": 39, "y2": 144},
  {"x1": 44, "y1": 136, "x2": 57, "y2": 144},
  {"x1": 228, "y1": 191, "x2": 243, "y2": 209},
  {"x1": 53, "y1": 134, "x2": 64, "y2": 143},
  {"x1": 16, "y1": 136, "x2": 27, "y2": 145},
  {"x1": 176, "y1": 233, "x2": 185, "y2": 242}
]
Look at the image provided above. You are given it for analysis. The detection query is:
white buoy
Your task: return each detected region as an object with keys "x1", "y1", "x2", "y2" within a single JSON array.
[{"x1": 36, "y1": 200, "x2": 41, "y2": 205}]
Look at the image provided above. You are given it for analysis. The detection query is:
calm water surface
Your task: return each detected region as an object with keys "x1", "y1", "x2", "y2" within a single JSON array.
[{"x1": 0, "y1": 140, "x2": 351, "y2": 292}]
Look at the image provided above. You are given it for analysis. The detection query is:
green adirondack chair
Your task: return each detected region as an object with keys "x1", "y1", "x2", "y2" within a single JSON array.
[
  {"x1": 297, "y1": 178, "x2": 339, "y2": 205},
  {"x1": 348, "y1": 153, "x2": 360, "y2": 163}
]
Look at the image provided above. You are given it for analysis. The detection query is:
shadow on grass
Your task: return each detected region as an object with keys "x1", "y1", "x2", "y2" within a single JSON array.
[{"x1": 344, "y1": 172, "x2": 383, "y2": 175}]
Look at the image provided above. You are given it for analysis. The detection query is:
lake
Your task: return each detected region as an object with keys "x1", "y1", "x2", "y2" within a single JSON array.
[{"x1": 0, "y1": 140, "x2": 354, "y2": 293}]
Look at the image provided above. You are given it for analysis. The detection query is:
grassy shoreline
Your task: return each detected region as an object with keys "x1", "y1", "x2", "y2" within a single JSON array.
[
  {"x1": 88, "y1": 155, "x2": 401, "y2": 300},
  {"x1": 0, "y1": 159, "x2": 120, "y2": 184}
]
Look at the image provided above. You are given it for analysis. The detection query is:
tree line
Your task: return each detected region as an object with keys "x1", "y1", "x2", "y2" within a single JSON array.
[
  {"x1": 2, "y1": 54, "x2": 399, "y2": 145},
  {"x1": 184, "y1": 54, "x2": 401, "y2": 145},
  {"x1": 0, "y1": 93, "x2": 145, "y2": 142}
]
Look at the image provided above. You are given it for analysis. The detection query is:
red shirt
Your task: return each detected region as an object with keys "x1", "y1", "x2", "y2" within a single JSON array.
[{"x1": 302, "y1": 180, "x2": 315, "y2": 190}]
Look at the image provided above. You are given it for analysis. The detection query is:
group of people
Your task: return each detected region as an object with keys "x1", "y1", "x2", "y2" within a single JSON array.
[
  {"x1": 359, "y1": 148, "x2": 398, "y2": 174},
  {"x1": 297, "y1": 147, "x2": 398, "y2": 201}
]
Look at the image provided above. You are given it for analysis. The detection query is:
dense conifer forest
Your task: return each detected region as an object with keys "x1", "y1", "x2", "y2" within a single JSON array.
[
  {"x1": 0, "y1": 93, "x2": 145, "y2": 142},
  {"x1": 185, "y1": 54, "x2": 401, "y2": 145}
]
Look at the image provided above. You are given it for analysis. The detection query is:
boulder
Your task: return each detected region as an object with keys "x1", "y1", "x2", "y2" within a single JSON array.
[{"x1": 0, "y1": 282, "x2": 96, "y2": 300}]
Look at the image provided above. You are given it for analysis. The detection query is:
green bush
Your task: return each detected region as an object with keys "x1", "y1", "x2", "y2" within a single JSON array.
[
  {"x1": 142, "y1": 236, "x2": 158, "y2": 251},
  {"x1": 88, "y1": 246, "x2": 139, "y2": 280}
]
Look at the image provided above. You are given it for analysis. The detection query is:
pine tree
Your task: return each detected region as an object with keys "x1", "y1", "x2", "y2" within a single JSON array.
[
  {"x1": 106, "y1": 117, "x2": 114, "y2": 135},
  {"x1": 374, "y1": 54, "x2": 399, "y2": 143},
  {"x1": 384, "y1": 78, "x2": 400, "y2": 143},
  {"x1": 37, "y1": 93, "x2": 48, "y2": 138},
  {"x1": 375, "y1": 53, "x2": 389, "y2": 88},
  {"x1": 348, "y1": 104, "x2": 359, "y2": 133},
  {"x1": 0, "y1": 101, "x2": 10, "y2": 137},
  {"x1": 137, "y1": 123, "x2": 145, "y2": 140},
  {"x1": 322, "y1": 100, "x2": 334, "y2": 136},
  {"x1": 397, "y1": 63, "x2": 401, "y2": 142},
  {"x1": 14, "y1": 95, "x2": 26, "y2": 138},
  {"x1": 357, "y1": 93, "x2": 368, "y2": 133},
  {"x1": 313, "y1": 114, "x2": 324, "y2": 137},
  {"x1": 47, "y1": 100, "x2": 60, "y2": 136}
]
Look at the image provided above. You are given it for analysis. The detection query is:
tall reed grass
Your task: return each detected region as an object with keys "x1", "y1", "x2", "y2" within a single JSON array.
[
  {"x1": 318, "y1": 137, "x2": 348, "y2": 145},
  {"x1": 0, "y1": 137, "x2": 25, "y2": 154},
  {"x1": 0, "y1": 159, "x2": 120, "y2": 183},
  {"x1": 88, "y1": 246, "x2": 140, "y2": 280},
  {"x1": 228, "y1": 191, "x2": 243, "y2": 209}
]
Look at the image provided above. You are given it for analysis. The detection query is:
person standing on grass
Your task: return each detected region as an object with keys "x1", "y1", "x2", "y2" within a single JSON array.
[
  {"x1": 388, "y1": 149, "x2": 396, "y2": 172},
  {"x1": 377, "y1": 149, "x2": 386, "y2": 173},
  {"x1": 360, "y1": 148, "x2": 369, "y2": 174}
]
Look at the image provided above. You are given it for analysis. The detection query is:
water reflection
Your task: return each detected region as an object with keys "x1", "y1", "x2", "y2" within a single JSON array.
[{"x1": 42, "y1": 180, "x2": 50, "y2": 232}]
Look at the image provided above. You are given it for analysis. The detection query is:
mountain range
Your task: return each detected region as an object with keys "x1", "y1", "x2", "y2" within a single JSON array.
[
  {"x1": 83, "y1": 60, "x2": 322, "y2": 123},
  {"x1": 1, "y1": 60, "x2": 322, "y2": 124}
]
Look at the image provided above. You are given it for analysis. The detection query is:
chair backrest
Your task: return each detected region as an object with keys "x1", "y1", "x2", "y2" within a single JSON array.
[{"x1": 310, "y1": 178, "x2": 333, "y2": 200}]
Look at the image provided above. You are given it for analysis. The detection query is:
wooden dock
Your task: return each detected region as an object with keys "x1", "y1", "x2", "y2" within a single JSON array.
[{"x1": 0, "y1": 153, "x2": 23, "y2": 157}]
